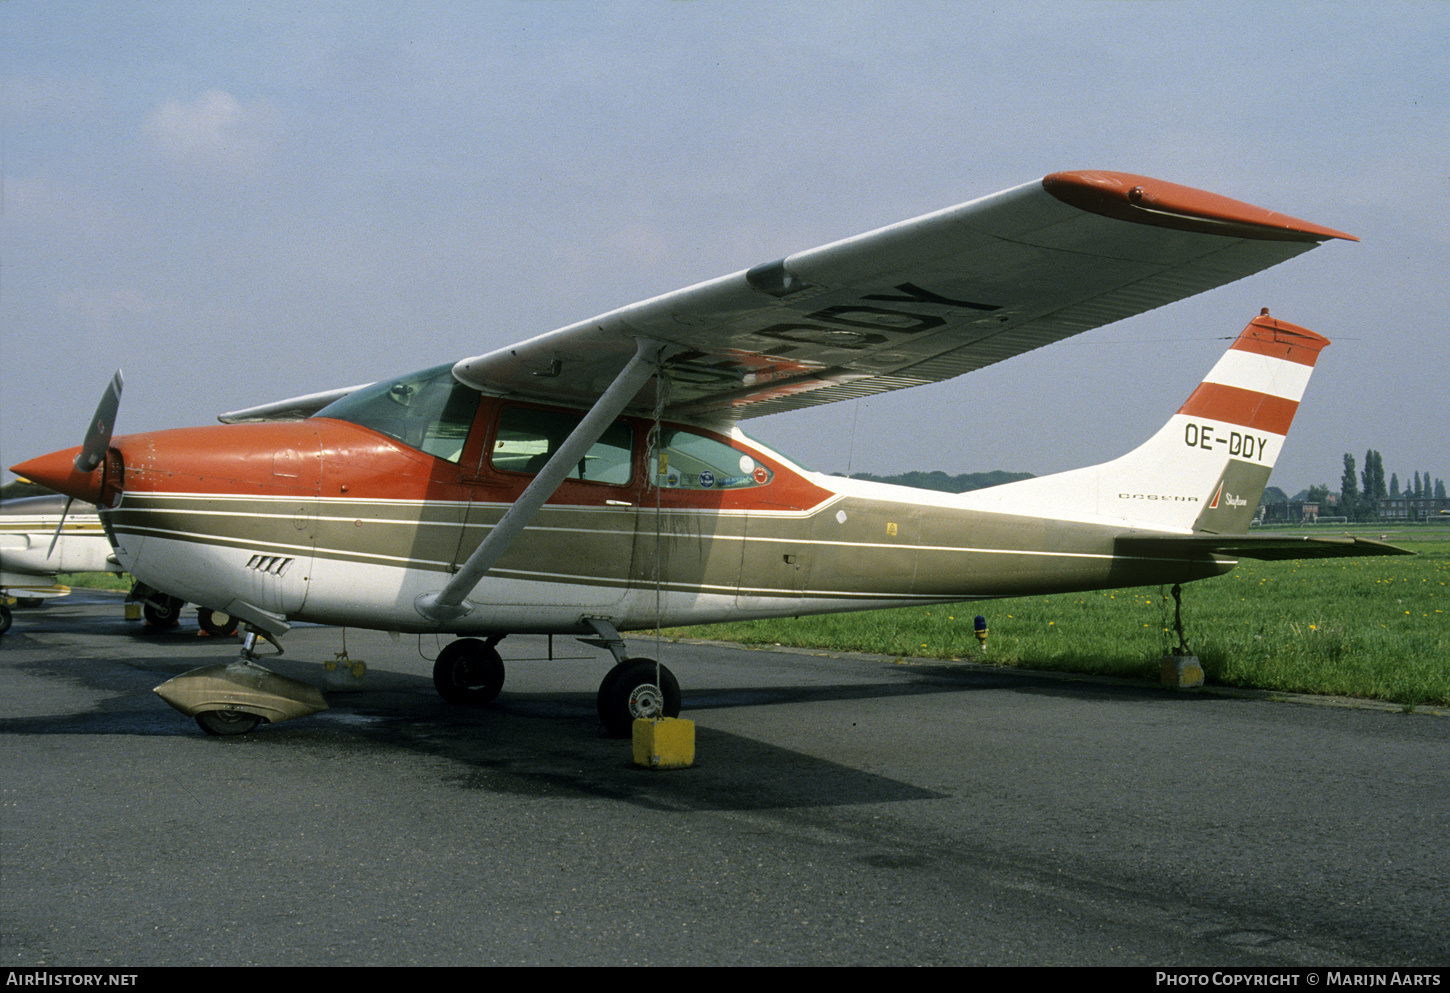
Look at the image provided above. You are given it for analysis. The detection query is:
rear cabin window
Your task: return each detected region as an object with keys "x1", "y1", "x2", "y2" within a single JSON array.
[
  {"x1": 491, "y1": 407, "x2": 634, "y2": 485},
  {"x1": 651, "y1": 428, "x2": 773, "y2": 490},
  {"x1": 315, "y1": 363, "x2": 481, "y2": 463}
]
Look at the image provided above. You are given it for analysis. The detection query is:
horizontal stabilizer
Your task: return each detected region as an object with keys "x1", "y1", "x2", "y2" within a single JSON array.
[{"x1": 1118, "y1": 534, "x2": 1414, "y2": 561}]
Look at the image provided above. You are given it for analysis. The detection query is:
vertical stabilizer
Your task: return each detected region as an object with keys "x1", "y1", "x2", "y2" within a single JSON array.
[{"x1": 962, "y1": 312, "x2": 1330, "y2": 533}]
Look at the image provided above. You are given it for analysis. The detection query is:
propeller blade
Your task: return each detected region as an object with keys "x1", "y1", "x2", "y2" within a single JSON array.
[{"x1": 75, "y1": 370, "x2": 124, "y2": 473}]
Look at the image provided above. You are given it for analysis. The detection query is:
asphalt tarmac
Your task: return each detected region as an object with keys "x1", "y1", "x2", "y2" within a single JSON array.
[{"x1": 2, "y1": 591, "x2": 1446, "y2": 968}]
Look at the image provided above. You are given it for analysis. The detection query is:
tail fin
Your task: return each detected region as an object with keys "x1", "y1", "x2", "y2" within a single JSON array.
[{"x1": 964, "y1": 312, "x2": 1330, "y2": 533}]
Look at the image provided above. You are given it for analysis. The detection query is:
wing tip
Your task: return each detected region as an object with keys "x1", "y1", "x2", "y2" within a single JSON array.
[{"x1": 1043, "y1": 170, "x2": 1360, "y2": 243}]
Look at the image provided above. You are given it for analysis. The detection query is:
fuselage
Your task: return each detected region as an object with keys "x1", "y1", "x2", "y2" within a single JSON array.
[{"x1": 70, "y1": 387, "x2": 1229, "y2": 637}]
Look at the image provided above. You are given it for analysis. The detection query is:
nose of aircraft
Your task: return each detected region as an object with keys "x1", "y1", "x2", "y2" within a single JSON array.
[
  {"x1": 12, "y1": 370, "x2": 126, "y2": 507},
  {"x1": 9, "y1": 446, "x2": 107, "y2": 505}
]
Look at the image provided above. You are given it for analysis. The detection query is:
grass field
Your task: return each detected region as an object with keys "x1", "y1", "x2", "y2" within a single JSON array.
[
  {"x1": 54, "y1": 572, "x2": 132, "y2": 592},
  {"x1": 665, "y1": 532, "x2": 1450, "y2": 709}
]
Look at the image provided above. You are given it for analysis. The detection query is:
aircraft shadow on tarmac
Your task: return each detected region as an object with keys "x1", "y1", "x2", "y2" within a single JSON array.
[
  {"x1": 1, "y1": 644, "x2": 954, "y2": 811},
  {"x1": 3, "y1": 599, "x2": 1217, "y2": 811}
]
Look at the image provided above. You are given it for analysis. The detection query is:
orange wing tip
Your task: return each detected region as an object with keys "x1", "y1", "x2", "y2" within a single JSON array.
[{"x1": 1043, "y1": 171, "x2": 1359, "y2": 243}]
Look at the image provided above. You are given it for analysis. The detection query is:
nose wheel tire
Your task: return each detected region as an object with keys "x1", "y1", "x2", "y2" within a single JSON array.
[
  {"x1": 432, "y1": 638, "x2": 506, "y2": 704},
  {"x1": 596, "y1": 658, "x2": 680, "y2": 738},
  {"x1": 196, "y1": 709, "x2": 263, "y2": 736}
]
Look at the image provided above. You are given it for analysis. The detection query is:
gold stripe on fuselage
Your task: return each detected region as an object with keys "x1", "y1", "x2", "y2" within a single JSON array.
[{"x1": 105, "y1": 491, "x2": 1233, "y2": 604}]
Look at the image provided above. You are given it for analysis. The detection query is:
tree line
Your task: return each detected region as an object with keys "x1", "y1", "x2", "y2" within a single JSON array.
[{"x1": 1334, "y1": 450, "x2": 1446, "y2": 521}]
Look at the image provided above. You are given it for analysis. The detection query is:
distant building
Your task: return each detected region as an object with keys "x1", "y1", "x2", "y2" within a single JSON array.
[
  {"x1": 1378, "y1": 495, "x2": 1450, "y2": 521},
  {"x1": 1256, "y1": 499, "x2": 1320, "y2": 524}
]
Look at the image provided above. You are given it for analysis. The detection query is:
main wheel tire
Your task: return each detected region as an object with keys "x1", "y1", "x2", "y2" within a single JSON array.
[
  {"x1": 197, "y1": 608, "x2": 239, "y2": 636},
  {"x1": 0, "y1": 603, "x2": 11, "y2": 636},
  {"x1": 432, "y1": 638, "x2": 506, "y2": 704},
  {"x1": 143, "y1": 596, "x2": 184, "y2": 628},
  {"x1": 196, "y1": 709, "x2": 262, "y2": 736},
  {"x1": 596, "y1": 658, "x2": 680, "y2": 738}
]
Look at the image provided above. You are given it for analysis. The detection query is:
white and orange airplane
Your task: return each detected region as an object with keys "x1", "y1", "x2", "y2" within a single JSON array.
[{"x1": 11, "y1": 170, "x2": 1408, "y2": 735}]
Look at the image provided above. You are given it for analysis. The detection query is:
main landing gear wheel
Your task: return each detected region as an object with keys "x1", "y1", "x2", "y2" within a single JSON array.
[
  {"x1": 432, "y1": 638, "x2": 506, "y2": 704},
  {"x1": 197, "y1": 608, "x2": 239, "y2": 637},
  {"x1": 0, "y1": 603, "x2": 11, "y2": 636},
  {"x1": 195, "y1": 709, "x2": 263, "y2": 736},
  {"x1": 143, "y1": 595, "x2": 184, "y2": 628},
  {"x1": 596, "y1": 658, "x2": 680, "y2": 738}
]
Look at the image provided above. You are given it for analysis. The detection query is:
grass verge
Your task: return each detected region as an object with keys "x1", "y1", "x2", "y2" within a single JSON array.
[
  {"x1": 665, "y1": 536, "x2": 1449, "y2": 708},
  {"x1": 55, "y1": 572, "x2": 132, "y2": 592}
]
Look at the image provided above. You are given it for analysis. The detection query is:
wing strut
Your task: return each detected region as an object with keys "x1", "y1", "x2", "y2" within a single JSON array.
[{"x1": 415, "y1": 337, "x2": 669, "y2": 624}]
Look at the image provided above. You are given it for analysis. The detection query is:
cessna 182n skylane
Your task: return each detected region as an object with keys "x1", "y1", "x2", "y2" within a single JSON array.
[{"x1": 12, "y1": 170, "x2": 1408, "y2": 736}]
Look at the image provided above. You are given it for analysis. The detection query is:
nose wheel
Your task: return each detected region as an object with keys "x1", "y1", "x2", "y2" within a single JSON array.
[{"x1": 196, "y1": 708, "x2": 262, "y2": 736}]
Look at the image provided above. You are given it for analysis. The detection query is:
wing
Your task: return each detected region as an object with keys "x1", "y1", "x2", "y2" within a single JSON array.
[{"x1": 451, "y1": 170, "x2": 1356, "y2": 421}]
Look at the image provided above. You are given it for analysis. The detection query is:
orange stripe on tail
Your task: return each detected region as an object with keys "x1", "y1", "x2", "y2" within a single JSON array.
[{"x1": 1177, "y1": 384, "x2": 1300, "y2": 434}]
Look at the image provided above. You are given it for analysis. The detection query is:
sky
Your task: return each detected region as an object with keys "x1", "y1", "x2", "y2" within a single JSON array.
[{"x1": 3, "y1": 1, "x2": 1446, "y2": 498}]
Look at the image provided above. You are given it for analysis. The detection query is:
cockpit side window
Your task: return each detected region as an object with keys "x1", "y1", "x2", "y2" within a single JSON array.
[
  {"x1": 650, "y1": 428, "x2": 773, "y2": 489},
  {"x1": 491, "y1": 406, "x2": 634, "y2": 485},
  {"x1": 314, "y1": 363, "x2": 481, "y2": 463}
]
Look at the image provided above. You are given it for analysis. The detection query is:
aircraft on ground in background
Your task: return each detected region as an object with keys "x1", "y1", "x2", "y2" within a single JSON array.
[
  {"x1": 11, "y1": 170, "x2": 1409, "y2": 735},
  {"x1": 0, "y1": 492, "x2": 236, "y2": 636},
  {"x1": 0, "y1": 494, "x2": 123, "y2": 634}
]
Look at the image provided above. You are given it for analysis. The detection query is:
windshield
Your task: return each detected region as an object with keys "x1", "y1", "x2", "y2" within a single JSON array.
[{"x1": 314, "y1": 363, "x2": 481, "y2": 463}]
